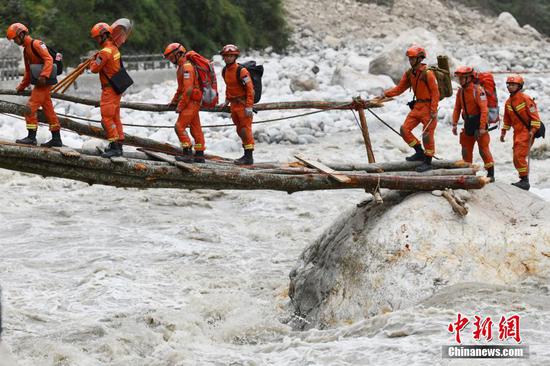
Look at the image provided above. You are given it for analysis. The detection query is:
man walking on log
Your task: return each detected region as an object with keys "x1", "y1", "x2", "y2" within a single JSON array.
[
  {"x1": 6, "y1": 23, "x2": 62, "y2": 147},
  {"x1": 452, "y1": 66, "x2": 495, "y2": 182},
  {"x1": 383, "y1": 46, "x2": 439, "y2": 172},
  {"x1": 87, "y1": 22, "x2": 125, "y2": 158},
  {"x1": 164, "y1": 43, "x2": 206, "y2": 163},
  {"x1": 220, "y1": 44, "x2": 255, "y2": 165},
  {"x1": 500, "y1": 74, "x2": 544, "y2": 191}
]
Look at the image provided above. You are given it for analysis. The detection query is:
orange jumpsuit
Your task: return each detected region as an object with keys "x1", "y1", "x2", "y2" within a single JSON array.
[
  {"x1": 223, "y1": 63, "x2": 255, "y2": 150},
  {"x1": 18, "y1": 37, "x2": 60, "y2": 132},
  {"x1": 384, "y1": 64, "x2": 440, "y2": 157},
  {"x1": 89, "y1": 40, "x2": 124, "y2": 142},
  {"x1": 452, "y1": 83, "x2": 494, "y2": 169},
  {"x1": 171, "y1": 58, "x2": 205, "y2": 151},
  {"x1": 503, "y1": 92, "x2": 542, "y2": 177}
]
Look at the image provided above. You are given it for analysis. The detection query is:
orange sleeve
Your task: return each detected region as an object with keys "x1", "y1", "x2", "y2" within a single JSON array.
[
  {"x1": 452, "y1": 88, "x2": 462, "y2": 126},
  {"x1": 240, "y1": 68, "x2": 255, "y2": 107},
  {"x1": 171, "y1": 66, "x2": 184, "y2": 104},
  {"x1": 426, "y1": 70, "x2": 440, "y2": 114},
  {"x1": 502, "y1": 100, "x2": 511, "y2": 130},
  {"x1": 18, "y1": 55, "x2": 31, "y2": 90},
  {"x1": 524, "y1": 95, "x2": 542, "y2": 132},
  {"x1": 35, "y1": 41, "x2": 53, "y2": 78},
  {"x1": 384, "y1": 71, "x2": 410, "y2": 98},
  {"x1": 177, "y1": 63, "x2": 195, "y2": 111},
  {"x1": 89, "y1": 48, "x2": 111, "y2": 74},
  {"x1": 476, "y1": 87, "x2": 489, "y2": 129}
]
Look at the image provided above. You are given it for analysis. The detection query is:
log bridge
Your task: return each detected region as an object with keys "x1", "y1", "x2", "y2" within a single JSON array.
[{"x1": 0, "y1": 96, "x2": 489, "y2": 193}]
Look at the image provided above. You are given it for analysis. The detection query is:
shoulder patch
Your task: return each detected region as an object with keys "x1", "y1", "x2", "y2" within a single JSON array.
[
  {"x1": 529, "y1": 105, "x2": 536, "y2": 113},
  {"x1": 242, "y1": 75, "x2": 251, "y2": 84},
  {"x1": 95, "y1": 56, "x2": 102, "y2": 65},
  {"x1": 183, "y1": 71, "x2": 191, "y2": 79},
  {"x1": 40, "y1": 43, "x2": 47, "y2": 50}
]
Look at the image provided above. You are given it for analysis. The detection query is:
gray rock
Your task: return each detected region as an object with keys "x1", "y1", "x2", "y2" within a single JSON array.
[
  {"x1": 288, "y1": 184, "x2": 550, "y2": 329},
  {"x1": 290, "y1": 77, "x2": 319, "y2": 92}
]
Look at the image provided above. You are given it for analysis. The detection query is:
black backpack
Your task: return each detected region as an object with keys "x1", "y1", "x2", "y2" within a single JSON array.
[
  {"x1": 31, "y1": 40, "x2": 63, "y2": 75},
  {"x1": 223, "y1": 61, "x2": 264, "y2": 103}
]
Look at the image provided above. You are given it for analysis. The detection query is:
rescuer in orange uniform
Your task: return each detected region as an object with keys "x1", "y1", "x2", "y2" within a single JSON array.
[
  {"x1": 164, "y1": 43, "x2": 206, "y2": 163},
  {"x1": 383, "y1": 46, "x2": 440, "y2": 172},
  {"x1": 452, "y1": 66, "x2": 495, "y2": 182},
  {"x1": 6, "y1": 23, "x2": 62, "y2": 147},
  {"x1": 500, "y1": 74, "x2": 542, "y2": 191},
  {"x1": 220, "y1": 44, "x2": 255, "y2": 165},
  {"x1": 87, "y1": 22, "x2": 124, "y2": 158}
]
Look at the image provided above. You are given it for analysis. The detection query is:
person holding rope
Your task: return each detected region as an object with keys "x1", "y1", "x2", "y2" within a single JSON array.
[
  {"x1": 6, "y1": 23, "x2": 62, "y2": 147},
  {"x1": 163, "y1": 43, "x2": 206, "y2": 163},
  {"x1": 500, "y1": 74, "x2": 543, "y2": 191},
  {"x1": 87, "y1": 22, "x2": 125, "y2": 158},
  {"x1": 452, "y1": 66, "x2": 495, "y2": 182},
  {"x1": 220, "y1": 44, "x2": 255, "y2": 165},
  {"x1": 382, "y1": 46, "x2": 439, "y2": 172}
]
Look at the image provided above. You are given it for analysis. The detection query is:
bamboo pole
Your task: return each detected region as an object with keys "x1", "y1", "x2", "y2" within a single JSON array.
[
  {"x1": 0, "y1": 142, "x2": 488, "y2": 192},
  {"x1": 0, "y1": 90, "x2": 385, "y2": 113}
]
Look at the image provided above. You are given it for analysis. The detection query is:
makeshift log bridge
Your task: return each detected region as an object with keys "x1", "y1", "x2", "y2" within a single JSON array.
[
  {"x1": 0, "y1": 98, "x2": 488, "y2": 192},
  {"x1": 0, "y1": 140, "x2": 487, "y2": 192}
]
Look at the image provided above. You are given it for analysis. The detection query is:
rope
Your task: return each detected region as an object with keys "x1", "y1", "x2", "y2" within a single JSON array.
[{"x1": 49, "y1": 103, "x2": 351, "y2": 129}]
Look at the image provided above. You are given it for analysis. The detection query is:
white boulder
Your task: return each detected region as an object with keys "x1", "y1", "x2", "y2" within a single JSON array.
[
  {"x1": 288, "y1": 184, "x2": 550, "y2": 329},
  {"x1": 330, "y1": 66, "x2": 394, "y2": 96},
  {"x1": 369, "y1": 27, "x2": 452, "y2": 82}
]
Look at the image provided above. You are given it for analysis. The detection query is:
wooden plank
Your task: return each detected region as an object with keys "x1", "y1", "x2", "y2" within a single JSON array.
[
  {"x1": 294, "y1": 154, "x2": 351, "y2": 183},
  {"x1": 139, "y1": 148, "x2": 199, "y2": 173}
]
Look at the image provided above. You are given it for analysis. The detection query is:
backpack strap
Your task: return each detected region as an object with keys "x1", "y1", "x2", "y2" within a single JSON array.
[
  {"x1": 407, "y1": 68, "x2": 423, "y2": 101},
  {"x1": 461, "y1": 87, "x2": 469, "y2": 117}
]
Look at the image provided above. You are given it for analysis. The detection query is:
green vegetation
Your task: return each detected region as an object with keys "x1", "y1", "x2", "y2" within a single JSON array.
[
  {"x1": 0, "y1": 0, "x2": 289, "y2": 64},
  {"x1": 451, "y1": 0, "x2": 550, "y2": 36}
]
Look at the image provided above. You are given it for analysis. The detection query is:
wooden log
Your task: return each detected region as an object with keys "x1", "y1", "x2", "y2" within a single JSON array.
[
  {"x1": 0, "y1": 100, "x2": 184, "y2": 156},
  {"x1": 0, "y1": 142, "x2": 488, "y2": 192},
  {"x1": 442, "y1": 188, "x2": 468, "y2": 216},
  {"x1": 323, "y1": 160, "x2": 477, "y2": 173},
  {"x1": 357, "y1": 107, "x2": 376, "y2": 163},
  {"x1": 139, "y1": 149, "x2": 200, "y2": 173},
  {"x1": 0, "y1": 90, "x2": 385, "y2": 113}
]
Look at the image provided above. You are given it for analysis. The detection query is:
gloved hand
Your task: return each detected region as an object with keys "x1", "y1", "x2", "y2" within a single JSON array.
[
  {"x1": 452, "y1": 125, "x2": 458, "y2": 136},
  {"x1": 478, "y1": 128, "x2": 487, "y2": 135},
  {"x1": 430, "y1": 111, "x2": 437, "y2": 120},
  {"x1": 218, "y1": 102, "x2": 229, "y2": 110},
  {"x1": 36, "y1": 76, "x2": 47, "y2": 87},
  {"x1": 500, "y1": 132, "x2": 506, "y2": 143},
  {"x1": 15, "y1": 85, "x2": 25, "y2": 94},
  {"x1": 245, "y1": 107, "x2": 254, "y2": 117}
]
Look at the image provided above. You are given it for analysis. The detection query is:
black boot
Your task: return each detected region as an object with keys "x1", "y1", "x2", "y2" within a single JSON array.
[
  {"x1": 234, "y1": 149, "x2": 254, "y2": 165},
  {"x1": 175, "y1": 147, "x2": 193, "y2": 162},
  {"x1": 406, "y1": 144, "x2": 425, "y2": 162},
  {"x1": 487, "y1": 167, "x2": 495, "y2": 183},
  {"x1": 15, "y1": 129, "x2": 37, "y2": 145},
  {"x1": 41, "y1": 130, "x2": 63, "y2": 147},
  {"x1": 101, "y1": 141, "x2": 123, "y2": 158},
  {"x1": 511, "y1": 176, "x2": 530, "y2": 191},
  {"x1": 194, "y1": 150, "x2": 205, "y2": 163},
  {"x1": 416, "y1": 156, "x2": 433, "y2": 172}
]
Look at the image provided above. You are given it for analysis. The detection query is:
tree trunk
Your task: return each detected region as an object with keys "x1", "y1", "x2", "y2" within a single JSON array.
[{"x1": 0, "y1": 90, "x2": 384, "y2": 113}]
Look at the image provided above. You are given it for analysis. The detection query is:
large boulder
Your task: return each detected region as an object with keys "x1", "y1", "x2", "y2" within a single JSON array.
[
  {"x1": 288, "y1": 183, "x2": 550, "y2": 330},
  {"x1": 330, "y1": 66, "x2": 394, "y2": 96},
  {"x1": 0, "y1": 39, "x2": 20, "y2": 59},
  {"x1": 369, "y1": 27, "x2": 452, "y2": 83}
]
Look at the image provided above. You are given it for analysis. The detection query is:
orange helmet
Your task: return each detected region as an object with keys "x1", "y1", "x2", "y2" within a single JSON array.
[
  {"x1": 6, "y1": 23, "x2": 28, "y2": 40},
  {"x1": 506, "y1": 74, "x2": 524, "y2": 86},
  {"x1": 406, "y1": 46, "x2": 426, "y2": 58},
  {"x1": 90, "y1": 22, "x2": 112, "y2": 38},
  {"x1": 163, "y1": 43, "x2": 186, "y2": 58},
  {"x1": 220, "y1": 44, "x2": 240, "y2": 56},
  {"x1": 454, "y1": 65, "x2": 475, "y2": 77}
]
